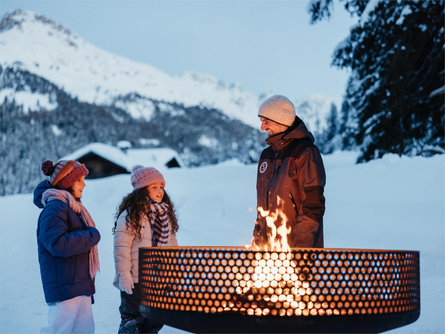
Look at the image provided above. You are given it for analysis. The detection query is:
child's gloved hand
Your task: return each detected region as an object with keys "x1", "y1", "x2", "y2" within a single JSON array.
[{"x1": 119, "y1": 273, "x2": 134, "y2": 294}]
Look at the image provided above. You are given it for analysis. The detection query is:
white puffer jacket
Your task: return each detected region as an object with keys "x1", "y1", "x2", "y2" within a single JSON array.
[{"x1": 113, "y1": 210, "x2": 178, "y2": 286}]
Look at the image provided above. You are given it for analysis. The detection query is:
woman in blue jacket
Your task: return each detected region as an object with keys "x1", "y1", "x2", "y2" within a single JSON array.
[{"x1": 34, "y1": 160, "x2": 100, "y2": 334}]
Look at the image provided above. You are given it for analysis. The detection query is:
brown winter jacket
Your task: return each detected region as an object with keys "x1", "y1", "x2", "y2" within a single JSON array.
[{"x1": 253, "y1": 119, "x2": 326, "y2": 248}]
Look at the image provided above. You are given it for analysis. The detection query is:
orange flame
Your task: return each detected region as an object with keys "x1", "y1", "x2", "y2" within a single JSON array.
[
  {"x1": 250, "y1": 196, "x2": 291, "y2": 252},
  {"x1": 235, "y1": 197, "x2": 312, "y2": 312}
]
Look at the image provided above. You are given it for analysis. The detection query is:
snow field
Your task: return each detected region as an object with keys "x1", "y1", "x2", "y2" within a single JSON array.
[{"x1": 0, "y1": 152, "x2": 444, "y2": 333}]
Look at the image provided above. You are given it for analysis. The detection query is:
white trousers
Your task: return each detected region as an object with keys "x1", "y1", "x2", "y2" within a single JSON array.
[{"x1": 40, "y1": 295, "x2": 95, "y2": 334}]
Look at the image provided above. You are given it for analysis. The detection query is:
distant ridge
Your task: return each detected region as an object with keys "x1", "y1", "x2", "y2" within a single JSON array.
[{"x1": 0, "y1": 9, "x2": 337, "y2": 195}]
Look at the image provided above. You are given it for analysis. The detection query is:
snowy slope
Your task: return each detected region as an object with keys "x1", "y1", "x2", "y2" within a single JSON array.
[
  {"x1": 0, "y1": 10, "x2": 260, "y2": 126},
  {"x1": 0, "y1": 152, "x2": 444, "y2": 333},
  {"x1": 0, "y1": 10, "x2": 338, "y2": 129}
]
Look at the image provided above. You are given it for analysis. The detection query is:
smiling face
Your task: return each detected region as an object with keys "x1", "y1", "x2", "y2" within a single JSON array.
[
  {"x1": 70, "y1": 176, "x2": 86, "y2": 199},
  {"x1": 146, "y1": 181, "x2": 165, "y2": 203},
  {"x1": 259, "y1": 117, "x2": 289, "y2": 136}
]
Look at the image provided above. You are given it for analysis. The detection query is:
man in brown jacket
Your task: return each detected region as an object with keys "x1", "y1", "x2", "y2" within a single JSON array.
[{"x1": 253, "y1": 95, "x2": 326, "y2": 249}]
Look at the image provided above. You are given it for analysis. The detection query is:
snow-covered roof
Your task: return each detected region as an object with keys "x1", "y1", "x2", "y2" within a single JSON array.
[
  {"x1": 61, "y1": 142, "x2": 182, "y2": 171},
  {"x1": 126, "y1": 148, "x2": 183, "y2": 169}
]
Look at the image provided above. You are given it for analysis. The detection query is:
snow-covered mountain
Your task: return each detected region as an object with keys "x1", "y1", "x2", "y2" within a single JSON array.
[
  {"x1": 0, "y1": 9, "x2": 341, "y2": 196},
  {"x1": 0, "y1": 9, "x2": 338, "y2": 129},
  {"x1": 0, "y1": 9, "x2": 261, "y2": 126}
]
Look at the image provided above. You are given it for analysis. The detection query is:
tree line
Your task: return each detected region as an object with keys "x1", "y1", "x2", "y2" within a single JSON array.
[{"x1": 310, "y1": 0, "x2": 444, "y2": 161}]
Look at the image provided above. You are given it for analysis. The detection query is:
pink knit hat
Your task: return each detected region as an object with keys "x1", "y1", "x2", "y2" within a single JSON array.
[
  {"x1": 258, "y1": 95, "x2": 296, "y2": 126},
  {"x1": 41, "y1": 160, "x2": 89, "y2": 189},
  {"x1": 131, "y1": 166, "x2": 165, "y2": 190}
]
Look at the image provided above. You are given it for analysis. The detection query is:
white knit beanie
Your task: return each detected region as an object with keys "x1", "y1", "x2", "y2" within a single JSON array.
[
  {"x1": 131, "y1": 166, "x2": 165, "y2": 190},
  {"x1": 258, "y1": 95, "x2": 296, "y2": 126}
]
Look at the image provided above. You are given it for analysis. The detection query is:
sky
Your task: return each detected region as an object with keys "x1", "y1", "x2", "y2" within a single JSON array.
[{"x1": 0, "y1": 0, "x2": 357, "y2": 101}]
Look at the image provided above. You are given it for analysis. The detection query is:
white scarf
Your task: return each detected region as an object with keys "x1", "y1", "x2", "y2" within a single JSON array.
[{"x1": 42, "y1": 188, "x2": 100, "y2": 278}]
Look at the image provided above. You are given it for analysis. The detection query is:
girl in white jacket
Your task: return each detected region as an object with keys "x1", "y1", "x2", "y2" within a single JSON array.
[{"x1": 113, "y1": 166, "x2": 178, "y2": 334}]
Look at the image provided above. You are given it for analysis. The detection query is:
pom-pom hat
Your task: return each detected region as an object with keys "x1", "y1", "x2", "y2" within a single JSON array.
[
  {"x1": 131, "y1": 166, "x2": 165, "y2": 190},
  {"x1": 41, "y1": 160, "x2": 89, "y2": 189},
  {"x1": 258, "y1": 95, "x2": 296, "y2": 127}
]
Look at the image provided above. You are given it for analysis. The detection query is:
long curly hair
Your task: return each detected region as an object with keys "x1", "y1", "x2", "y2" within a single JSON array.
[{"x1": 113, "y1": 187, "x2": 179, "y2": 239}]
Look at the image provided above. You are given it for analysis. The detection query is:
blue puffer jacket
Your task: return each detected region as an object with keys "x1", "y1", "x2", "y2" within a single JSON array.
[{"x1": 33, "y1": 181, "x2": 101, "y2": 303}]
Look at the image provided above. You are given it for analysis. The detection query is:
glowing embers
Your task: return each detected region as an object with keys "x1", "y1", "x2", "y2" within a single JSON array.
[
  {"x1": 233, "y1": 251, "x2": 313, "y2": 316},
  {"x1": 239, "y1": 201, "x2": 311, "y2": 314}
]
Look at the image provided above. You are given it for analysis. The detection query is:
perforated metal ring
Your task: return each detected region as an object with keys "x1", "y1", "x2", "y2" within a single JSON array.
[{"x1": 139, "y1": 247, "x2": 420, "y2": 318}]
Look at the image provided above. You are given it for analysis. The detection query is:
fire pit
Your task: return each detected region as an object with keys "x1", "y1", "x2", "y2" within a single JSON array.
[{"x1": 139, "y1": 247, "x2": 420, "y2": 333}]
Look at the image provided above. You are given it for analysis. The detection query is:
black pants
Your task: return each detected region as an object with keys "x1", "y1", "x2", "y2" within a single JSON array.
[{"x1": 119, "y1": 283, "x2": 163, "y2": 334}]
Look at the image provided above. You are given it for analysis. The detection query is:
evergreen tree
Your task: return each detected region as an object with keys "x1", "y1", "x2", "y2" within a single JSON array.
[
  {"x1": 338, "y1": 97, "x2": 357, "y2": 150},
  {"x1": 319, "y1": 103, "x2": 340, "y2": 154},
  {"x1": 0, "y1": 66, "x2": 265, "y2": 195},
  {"x1": 310, "y1": 0, "x2": 444, "y2": 161}
]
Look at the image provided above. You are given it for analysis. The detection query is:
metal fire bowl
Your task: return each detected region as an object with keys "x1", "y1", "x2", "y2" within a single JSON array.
[{"x1": 139, "y1": 247, "x2": 420, "y2": 333}]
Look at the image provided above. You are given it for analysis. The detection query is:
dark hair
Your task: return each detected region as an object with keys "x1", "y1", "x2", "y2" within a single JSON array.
[{"x1": 113, "y1": 187, "x2": 179, "y2": 238}]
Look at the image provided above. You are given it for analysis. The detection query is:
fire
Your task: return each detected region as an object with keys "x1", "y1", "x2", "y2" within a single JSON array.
[
  {"x1": 233, "y1": 198, "x2": 312, "y2": 314},
  {"x1": 255, "y1": 203, "x2": 291, "y2": 252}
]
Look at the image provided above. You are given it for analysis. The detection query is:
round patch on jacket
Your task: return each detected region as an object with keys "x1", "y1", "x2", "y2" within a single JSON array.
[{"x1": 259, "y1": 162, "x2": 268, "y2": 173}]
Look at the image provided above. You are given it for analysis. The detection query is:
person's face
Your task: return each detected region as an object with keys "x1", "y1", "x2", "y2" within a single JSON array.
[
  {"x1": 71, "y1": 176, "x2": 86, "y2": 199},
  {"x1": 146, "y1": 181, "x2": 165, "y2": 203},
  {"x1": 259, "y1": 117, "x2": 288, "y2": 136}
]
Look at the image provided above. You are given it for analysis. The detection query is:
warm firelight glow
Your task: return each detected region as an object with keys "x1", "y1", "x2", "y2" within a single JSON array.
[
  {"x1": 236, "y1": 198, "x2": 312, "y2": 311},
  {"x1": 256, "y1": 204, "x2": 291, "y2": 252},
  {"x1": 234, "y1": 251, "x2": 313, "y2": 306},
  {"x1": 139, "y1": 246, "x2": 420, "y2": 322},
  {"x1": 249, "y1": 195, "x2": 292, "y2": 252}
]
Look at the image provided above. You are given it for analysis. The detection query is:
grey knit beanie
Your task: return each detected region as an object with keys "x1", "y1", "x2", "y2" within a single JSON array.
[
  {"x1": 131, "y1": 166, "x2": 165, "y2": 190},
  {"x1": 258, "y1": 95, "x2": 296, "y2": 126}
]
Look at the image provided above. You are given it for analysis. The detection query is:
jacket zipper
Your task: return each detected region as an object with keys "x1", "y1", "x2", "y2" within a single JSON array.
[
  {"x1": 289, "y1": 193, "x2": 298, "y2": 214},
  {"x1": 265, "y1": 150, "x2": 279, "y2": 208}
]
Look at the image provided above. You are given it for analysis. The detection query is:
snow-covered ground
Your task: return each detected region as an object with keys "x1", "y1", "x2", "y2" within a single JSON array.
[{"x1": 0, "y1": 151, "x2": 444, "y2": 333}]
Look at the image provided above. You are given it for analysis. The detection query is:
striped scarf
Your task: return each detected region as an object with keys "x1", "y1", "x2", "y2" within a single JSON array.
[
  {"x1": 148, "y1": 201, "x2": 170, "y2": 246},
  {"x1": 41, "y1": 188, "x2": 100, "y2": 278}
]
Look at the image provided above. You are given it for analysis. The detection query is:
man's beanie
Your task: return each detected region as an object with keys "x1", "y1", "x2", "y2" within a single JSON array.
[
  {"x1": 131, "y1": 166, "x2": 165, "y2": 190},
  {"x1": 41, "y1": 160, "x2": 89, "y2": 189},
  {"x1": 258, "y1": 95, "x2": 296, "y2": 126}
]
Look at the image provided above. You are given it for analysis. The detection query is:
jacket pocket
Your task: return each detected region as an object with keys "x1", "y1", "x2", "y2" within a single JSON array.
[
  {"x1": 56, "y1": 256, "x2": 77, "y2": 284},
  {"x1": 289, "y1": 217, "x2": 319, "y2": 247}
]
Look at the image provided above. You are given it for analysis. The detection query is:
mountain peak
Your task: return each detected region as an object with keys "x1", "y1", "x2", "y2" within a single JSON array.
[
  {"x1": 0, "y1": 9, "x2": 29, "y2": 32},
  {"x1": 0, "y1": 9, "x2": 263, "y2": 126},
  {"x1": 1, "y1": 9, "x2": 72, "y2": 37},
  {"x1": 0, "y1": 9, "x2": 337, "y2": 130}
]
